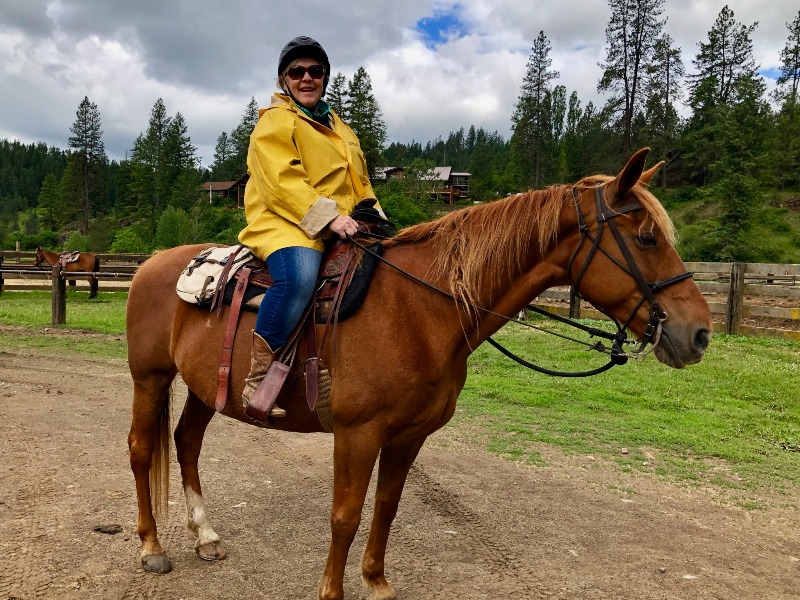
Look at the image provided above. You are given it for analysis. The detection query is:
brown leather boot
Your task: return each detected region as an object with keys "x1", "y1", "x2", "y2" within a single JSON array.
[{"x1": 241, "y1": 332, "x2": 286, "y2": 418}]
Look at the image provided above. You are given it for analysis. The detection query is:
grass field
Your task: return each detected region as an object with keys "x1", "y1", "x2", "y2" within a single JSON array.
[
  {"x1": 0, "y1": 290, "x2": 127, "y2": 333},
  {"x1": 1, "y1": 290, "x2": 798, "y2": 494}
]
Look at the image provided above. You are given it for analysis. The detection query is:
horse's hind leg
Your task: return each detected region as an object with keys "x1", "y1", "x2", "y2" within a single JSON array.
[
  {"x1": 88, "y1": 275, "x2": 98, "y2": 299},
  {"x1": 361, "y1": 438, "x2": 425, "y2": 600},
  {"x1": 174, "y1": 390, "x2": 227, "y2": 562},
  {"x1": 128, "y1": 375, "x2": 175, "y2": 573}
]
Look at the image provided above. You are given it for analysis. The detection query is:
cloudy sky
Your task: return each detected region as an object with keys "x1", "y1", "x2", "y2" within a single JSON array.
[{"x1": 0, "y1": 0, "x2": 796, "y2": 167}]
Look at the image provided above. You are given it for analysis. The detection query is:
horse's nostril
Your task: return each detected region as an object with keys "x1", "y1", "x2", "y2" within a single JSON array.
[{"x1": 695, "y1": 328, "x2": 710, "y2": 352}]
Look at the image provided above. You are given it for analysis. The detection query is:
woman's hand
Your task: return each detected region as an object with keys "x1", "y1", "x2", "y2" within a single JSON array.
[{"x1": 328, "y1": 215, "x2": 359, "y2": 239}]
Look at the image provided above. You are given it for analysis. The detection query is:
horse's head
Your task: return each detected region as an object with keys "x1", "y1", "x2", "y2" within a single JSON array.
[
  {"x1": 563, "y1": 148, "x2": 712, "y2": 368},
  {"x1": 34, "y1": 246, "x2": 45, "y2": 267}
]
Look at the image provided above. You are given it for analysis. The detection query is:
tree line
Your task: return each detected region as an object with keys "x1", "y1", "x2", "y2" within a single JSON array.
[{"x1": 0, "y1": 3, "x2": 798, "y2": 262}]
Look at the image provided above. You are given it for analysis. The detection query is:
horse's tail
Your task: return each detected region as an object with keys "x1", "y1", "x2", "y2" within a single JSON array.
[
  {"x1": 88, "y1": 256, "x2": 100, "y2": 298},
  {"x1": 150, "y1": 387, "x2": 172, "y2": 521}
]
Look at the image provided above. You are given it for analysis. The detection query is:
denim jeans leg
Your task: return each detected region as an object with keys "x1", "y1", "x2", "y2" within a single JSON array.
[{"x1": 255, "y1": 246, "x2": 323, "y2": 349}]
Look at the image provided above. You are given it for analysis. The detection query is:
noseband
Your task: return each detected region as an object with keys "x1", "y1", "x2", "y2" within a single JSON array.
[{"x1": 567, "y1": 184, "x2": 693, "y2": 356}]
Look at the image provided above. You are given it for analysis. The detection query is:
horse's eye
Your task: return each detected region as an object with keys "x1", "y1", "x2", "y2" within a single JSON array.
[{"x1": 637, "y1": 232, "x2": 657, "y2": 247}]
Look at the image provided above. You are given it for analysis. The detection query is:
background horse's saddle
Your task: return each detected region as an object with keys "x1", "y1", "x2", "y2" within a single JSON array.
[{"x1": 58, "y1": 251, "x2": 81, "y2": 267}]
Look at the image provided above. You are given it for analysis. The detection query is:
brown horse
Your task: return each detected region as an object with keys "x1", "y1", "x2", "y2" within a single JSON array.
[
  {"x1": 34, "y1": 247, "x2": 100, "y2": 298},
  {"x1": 126, "y1": 149, "x2": 712, "y2": 600}
]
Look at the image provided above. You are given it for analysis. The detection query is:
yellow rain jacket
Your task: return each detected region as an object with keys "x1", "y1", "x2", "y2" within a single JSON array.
[{"x1": 238, "y1": 93, "x2": 378, "y2": 260}]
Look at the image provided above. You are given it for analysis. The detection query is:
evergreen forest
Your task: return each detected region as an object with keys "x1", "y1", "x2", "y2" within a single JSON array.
[{"x1": 1, "y1": 3, "x2": 798, "y2": 263}]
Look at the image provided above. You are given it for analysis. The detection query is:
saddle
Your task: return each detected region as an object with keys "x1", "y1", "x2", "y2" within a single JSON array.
[
  {"x1": 211, "y1": 218, "x2": 389, "y2": 429},
  {"x1": 58, "y1": 251, "x2": 81, "y2": 267}
]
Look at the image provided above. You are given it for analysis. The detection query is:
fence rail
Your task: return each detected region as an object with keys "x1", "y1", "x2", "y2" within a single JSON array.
[{"x1": 1, "y1": 253, "x2": 799, "y2": 340}]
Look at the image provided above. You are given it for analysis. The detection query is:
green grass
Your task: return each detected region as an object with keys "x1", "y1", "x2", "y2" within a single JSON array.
[
  {"x1": 1, "y1": 291, "x2": 798, "y2": 494},
  {"x1": 0, "y1": 330, "x2": 128, "y2": 360},
  {"x1": 456, "y1": 321, "x2": 800, "y2": 490},
  {"x1": 0, "y1": 290, "x2": 127, "y2": 334}
]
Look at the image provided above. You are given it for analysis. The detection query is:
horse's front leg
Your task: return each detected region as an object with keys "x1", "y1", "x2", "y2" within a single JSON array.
[
  {"x1": 318, "y1": 428, "x2": 382, "y2": 600},
  {"x1": 361, "y1": 438, "x2": 426, "y2": 600},
  {"x1": 174, "y1": 390, "x2": 228, "y2": 562}
]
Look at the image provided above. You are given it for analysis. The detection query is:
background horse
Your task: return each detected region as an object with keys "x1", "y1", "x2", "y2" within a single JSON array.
[
  {"x1": 126, "y1": 149, "x2": 712, "y2": 600},
  {"x1": 34, "y1": 247, "x2": 100, "y2": 298}
]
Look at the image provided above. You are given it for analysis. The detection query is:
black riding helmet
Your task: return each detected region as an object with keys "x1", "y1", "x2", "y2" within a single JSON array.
[{"x1": 278, "y1": 36, "x2": 331, "y2": 94}]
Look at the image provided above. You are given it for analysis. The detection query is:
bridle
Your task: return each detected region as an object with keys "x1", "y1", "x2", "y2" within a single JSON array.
[
  {"x1": 565, "y1": 184, "x2": 693, "y2": 359},
  {"x1": 347, "y1": 182, "x2": 694, "y2": 377}
]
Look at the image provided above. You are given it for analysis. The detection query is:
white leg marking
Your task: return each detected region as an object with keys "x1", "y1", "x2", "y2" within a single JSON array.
[{"x1": 184, "y1": 487, "x2": 221, "y2": 546}]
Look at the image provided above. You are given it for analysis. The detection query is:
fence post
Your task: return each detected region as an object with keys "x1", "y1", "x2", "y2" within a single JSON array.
[
  {"x1": 0, "y1": 255, "x2": 4, "y2": 294},
  {"x1": 726, "y1": 262, "x2": 745, "y2": 334},
  {"x1": 51, "y1": 264, "x2": 66, "y2": 325},
  {"x1": 569, "y1": 286, "x2": 581, "y2": 319}
]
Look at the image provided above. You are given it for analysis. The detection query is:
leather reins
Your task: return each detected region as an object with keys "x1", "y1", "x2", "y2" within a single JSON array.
[{"x1": 348, "y1": 183, "x2": 694, "y2": 377}]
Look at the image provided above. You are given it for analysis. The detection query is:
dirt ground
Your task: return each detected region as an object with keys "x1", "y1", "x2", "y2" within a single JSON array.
[{"x1": 1, "y1": 334, "x2": 799, "y2": 600}]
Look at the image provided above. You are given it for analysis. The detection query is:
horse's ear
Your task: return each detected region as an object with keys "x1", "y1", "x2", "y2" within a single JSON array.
[
  {"x1": 612, "y1": 147, "x2": 650, "y2": 198},
  {"x1": 639, "y1": 160, "x2": 664, "y2": 186}
]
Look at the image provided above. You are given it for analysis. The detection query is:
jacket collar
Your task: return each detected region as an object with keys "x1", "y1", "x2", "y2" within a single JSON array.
[{"x1": 269, "y1": 94, "x2": 333, "y2": 124}]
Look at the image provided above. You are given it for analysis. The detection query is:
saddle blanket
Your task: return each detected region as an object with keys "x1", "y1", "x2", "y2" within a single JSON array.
[{"x1": 176, "y1": 245, "x2": 253, "y2": 305}]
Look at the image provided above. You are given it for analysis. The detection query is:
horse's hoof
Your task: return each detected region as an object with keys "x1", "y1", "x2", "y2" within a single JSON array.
[
  {"x1": 196, "y1": 539, "x2": 228, "y2": 561},
  {"x1": 366, "y1": 587, "x2": 397, "y2": 600},
  {"x1": 141, "y1": 552, "x2": 172, "y2": 574},
  {"x1": 362, "y1": 577, "x2": 397, "y2": 600}
]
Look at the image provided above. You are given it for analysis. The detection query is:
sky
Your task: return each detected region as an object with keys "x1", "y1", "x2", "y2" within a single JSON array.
[{"x1": 0, "y1": 0, "x2": 797, "y2": 168}]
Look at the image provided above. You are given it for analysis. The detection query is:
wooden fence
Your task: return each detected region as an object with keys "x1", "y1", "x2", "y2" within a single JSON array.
[
  {"x1": 1, "y1": 252, "x2": 799, "y2": 340},
  {"x1": 0, "y1": 251, "x2": 146, "y2": 325}
]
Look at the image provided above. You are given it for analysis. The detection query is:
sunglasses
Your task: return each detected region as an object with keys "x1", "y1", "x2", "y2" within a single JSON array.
[{"x1": 285, "y1": 65, "x2": 325, "y2": 80}]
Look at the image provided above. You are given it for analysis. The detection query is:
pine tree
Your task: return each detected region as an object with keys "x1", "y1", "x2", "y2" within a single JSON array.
[
  {"x1": 510, "y1": 31, "x2": 560, "y2": 187},
  {"x1": 641, "y1": 34, "x2": 684, "y2": 185},
  {"x1": 598, "y1": 0, "x2": 666, "y2": 155},
  {"x1": 67, "y1": 96, "x2": 107, "y2": 234},
  {"x1": 688, "y1": 6, "x2": 760, "y2": 112},
  {"x1": 128, "y1": 99, "x2": 172, "y2": 228},
  {"x1": 345, "y1": 67, "x2": 387, "y2": 178},
  {"x1": 35, "y1": 173, "x2": 63, "y2": 231},
  {"x1": 774, "y1": 10, "x2": 800, "y2": 121},
  {"x1": 230, "y1": 98, "x2": 259, "y2": 177},
  {"x1": 210, "y1": 132, "x2": 234, "y2": 180},
  {"x1": 327, "y1": 72, "x2": 348, "y2": 118},
  {"x1": 127, "y1": 134, "x2": 156, "y2": 228},
  {"x1": 162, "y1": 112, "x2": 199, "y2": 209},
  {"x1": 771, "y1": 11, "x2": 800, "y2": 186},
  {"x1": 683, "y1": 6, "x2": 767, "y2": 184},
  {"x1": 682, "y1": 6, "x2": 769, "y2": 259}
]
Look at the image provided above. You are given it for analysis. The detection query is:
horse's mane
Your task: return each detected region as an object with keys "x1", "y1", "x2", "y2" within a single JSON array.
[{"x1": 392, "y1": 178, "x2": 676, "y2": 310}]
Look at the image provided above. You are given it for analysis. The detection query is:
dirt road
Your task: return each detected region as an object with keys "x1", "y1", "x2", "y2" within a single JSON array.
[{"x1": 1, "y1": 345, "x2": 799, "y2": 599}]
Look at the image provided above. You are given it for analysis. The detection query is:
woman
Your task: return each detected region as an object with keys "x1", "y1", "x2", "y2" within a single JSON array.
[{"x1": 238, "y1": 36, "x2": 382, "y2": 418}]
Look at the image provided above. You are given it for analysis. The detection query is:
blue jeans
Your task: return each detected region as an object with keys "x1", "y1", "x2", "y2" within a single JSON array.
[{"x1": 255, "y1": 246, "x2": 323, "y2": 349}]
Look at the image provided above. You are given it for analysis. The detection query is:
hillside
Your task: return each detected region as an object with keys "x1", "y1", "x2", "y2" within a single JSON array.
[{"x1": 658, "y1": 189, "x2": 800, "y2": 264}]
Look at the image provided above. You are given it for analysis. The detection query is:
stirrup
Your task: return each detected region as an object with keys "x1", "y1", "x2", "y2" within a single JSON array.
[{"x1": 244, "y1": 361, "x2": 291, "y2": 422}]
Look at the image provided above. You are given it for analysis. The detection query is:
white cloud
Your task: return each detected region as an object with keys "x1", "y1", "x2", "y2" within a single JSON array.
[{"x1": 0, "y1": 0, "x2": 796, "y2": 163}]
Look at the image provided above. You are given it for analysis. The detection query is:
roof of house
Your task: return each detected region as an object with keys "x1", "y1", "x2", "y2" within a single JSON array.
[
  {"x1": 202, "y1": 181, "x2": 236, "y2": 192},
  {"x1": 372, "y1": 166, "x2": 404, "y2": 179}
]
